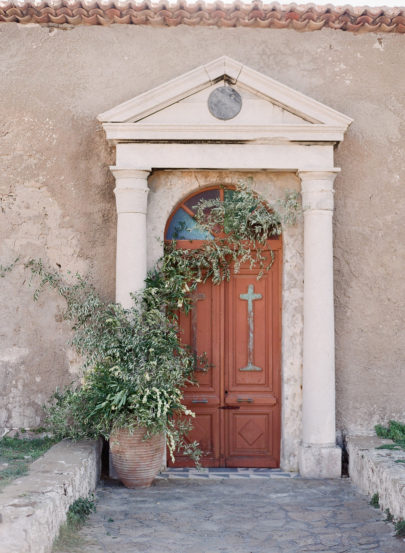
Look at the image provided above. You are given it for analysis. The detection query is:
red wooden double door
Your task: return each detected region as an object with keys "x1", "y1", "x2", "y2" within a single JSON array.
[{"x1": 170, "y1": 243, "x2": 281, "y2": 468}]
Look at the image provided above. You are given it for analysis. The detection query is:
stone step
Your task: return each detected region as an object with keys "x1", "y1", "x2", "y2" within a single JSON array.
[{"x1": 157, "y1": 468, "x2": 299, "y2": 479}]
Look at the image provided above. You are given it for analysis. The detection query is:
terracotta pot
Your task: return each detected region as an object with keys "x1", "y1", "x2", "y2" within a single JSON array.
[{"x1": 110, "y1": 427, "x2": 165, "y2": 488}]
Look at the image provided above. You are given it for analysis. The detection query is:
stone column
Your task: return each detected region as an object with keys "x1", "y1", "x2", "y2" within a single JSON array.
[
  {"x1": 298, "y1": 170, "x2": 341, "y2": 478},
  {"x1": 111, "y1": 168, "x2": 150, "y2": 308}
]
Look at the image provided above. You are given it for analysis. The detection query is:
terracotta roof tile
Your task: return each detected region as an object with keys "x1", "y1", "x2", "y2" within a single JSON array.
[{"x1": 0, "y1": 1, "x2": 404, "y2": 32}]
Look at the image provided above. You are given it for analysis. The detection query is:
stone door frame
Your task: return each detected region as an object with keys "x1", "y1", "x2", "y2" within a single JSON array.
[{"x1": 98, "y1": 57, "x2": 352, "y2": 478}]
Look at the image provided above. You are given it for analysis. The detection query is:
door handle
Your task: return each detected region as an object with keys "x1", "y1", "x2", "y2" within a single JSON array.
[
  {"x1": 237, "y1": 398, "x2": 253, "y2": 403},
  {"x1": 219, "y1": 405, "x2": 240, "y2": 410},
  {"x1": 191, "y1": 399, "x2": 208, "y2": 404}
]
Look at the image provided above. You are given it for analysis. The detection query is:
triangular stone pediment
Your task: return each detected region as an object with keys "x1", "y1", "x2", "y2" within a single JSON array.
[
  {"x1": 134, "y1": 83, "x2": 310, "y2": 127},
  {"x1": 98, "y1": 56, "x2": 352, "y2": 143}
]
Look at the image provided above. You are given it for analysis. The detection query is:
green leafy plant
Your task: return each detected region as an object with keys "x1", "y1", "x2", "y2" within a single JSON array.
[
  {"x1": 66, "y1": 496, "x2": 96, "y2": 527},
  {"x1": 385, "y1": 509, "x2": 394, "y2": 522},
  {"x1": 375, "y1": 420, "x2": 405, "y2": 452},
  {"x1": 22, "y1": 182, "x2": 300, "y2": 464},
  {"x1": 36, "y1": 280, "x2": 202, "y2": 463},
  {"x1": 370, "y1": 493, "x2": 380, "y2": 508},
  {"x1": 144, "y1": 184, "x2": 299, "y2": 316},
  {"x1": 0, "y1": 257, "x2": 19, "y2": 278},
  {"x1": 53, "y1": 495, "x2": 96, "y2": 551},
  {"x1": 395, "y1": 520, "x2": 405, "y2": 537}
]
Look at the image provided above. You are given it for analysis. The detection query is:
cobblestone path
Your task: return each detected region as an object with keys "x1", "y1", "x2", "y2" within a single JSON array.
[{"x1": 73, "y1": 478, "x2": 404, "y2": 553}]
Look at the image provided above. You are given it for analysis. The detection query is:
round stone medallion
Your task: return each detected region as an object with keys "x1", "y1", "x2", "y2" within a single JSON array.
[{"x1": 208, "y1": 86, "x2": 242, "y2": 121}]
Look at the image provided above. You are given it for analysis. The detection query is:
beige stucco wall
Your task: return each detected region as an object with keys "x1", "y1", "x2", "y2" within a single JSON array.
[{"x1": 1, "y1": 24, "x2": 404, "y2": 455}]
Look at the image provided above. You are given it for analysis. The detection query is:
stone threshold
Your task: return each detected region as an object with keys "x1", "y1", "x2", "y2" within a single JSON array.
[
  {"x1": 158, "y1": 468, "x2": 300, "y2": 479},
  {"x1": 347, "y1": 435, "x2": 405, "y2": 521},
  {"x1": 0, "y1": 439, "x2": 101, "y2": 553}
]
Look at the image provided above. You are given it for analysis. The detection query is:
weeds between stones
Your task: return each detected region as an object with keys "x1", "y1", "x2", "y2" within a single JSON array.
[
  {"x1": 375, "y1": 420, "x2": 405, "y2": 452},
  {"x1": 372, "y1": 500, "x2": 404, "y2": 540},
  {"x1": 394, "y1": 520, "x2": 405, "y2": 537},
  {"x1": 53, "y1": 495, "x2": 96, "y2": 552},
  {"x1": 374, "y1": 421, "x2": 405, "y2": 539}
]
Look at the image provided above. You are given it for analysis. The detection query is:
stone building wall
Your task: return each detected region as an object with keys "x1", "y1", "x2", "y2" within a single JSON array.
[{"x1": 0, "y1": 24, "x2": 404, "y2": 452}]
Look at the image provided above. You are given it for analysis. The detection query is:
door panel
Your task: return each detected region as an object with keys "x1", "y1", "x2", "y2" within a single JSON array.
[
  {"x1": 180, "y1": 280, "x2": 221, "y2": 398},
  {"x1": 226, "y1": 272, "x2": 272, "y2": 390},
  {"x1": 169, "y1": 407, "x2": 221, "y2": 467},
  {"x1": 170, "y1": 247, "x2": 281, "y2": 468},
  {"x1": 226, "y1": 409, "x2": 274, "y2": 467},
  {"x1": 168, "y1": 280, "x2": 222, "y2": 467}
]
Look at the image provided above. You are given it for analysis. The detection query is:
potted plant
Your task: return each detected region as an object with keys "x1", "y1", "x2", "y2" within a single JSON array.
[
  {"x1": 21, "y1": 182, "x2": 300, "y2": 488},
  {"x1": 35, "y1": 277, "x2": 201, "y2": 488}
]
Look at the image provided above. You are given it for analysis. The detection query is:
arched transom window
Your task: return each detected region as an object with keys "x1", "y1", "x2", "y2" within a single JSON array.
[{"x1": 165, "y1": 187, "x2": 235, "y2": 241}]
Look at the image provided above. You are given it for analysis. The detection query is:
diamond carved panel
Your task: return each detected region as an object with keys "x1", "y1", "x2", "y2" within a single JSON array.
[
  {"x1": 230, "y1": 412, "x2": 272, "y2": 455},
  {"x1": 238, "y1": 419, "x2": 264, "y2": 447}
]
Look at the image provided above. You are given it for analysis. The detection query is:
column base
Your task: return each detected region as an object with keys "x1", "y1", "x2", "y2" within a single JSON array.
[{"x1": 299, "y1": 444, "x2": 342, "y2": 478}]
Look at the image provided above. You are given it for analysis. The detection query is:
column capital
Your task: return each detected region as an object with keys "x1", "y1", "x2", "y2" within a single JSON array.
[
  {"x1": 297, "y1": 169, "x2": 340, "y2": 212},
  {"x1": 297, "y1": 169, "x2": 340, "y2": 181},
  {"x1": 110, "y1": 167, "x2": 151, "y2": 215},
  {"x1": 110, "y1": 167, "x2": 151, "y2": 181}
]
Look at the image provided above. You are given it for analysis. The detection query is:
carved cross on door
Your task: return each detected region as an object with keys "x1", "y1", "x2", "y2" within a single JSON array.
[{"x1": 239, "y1": 284, "x2": 262, "y2": 372}]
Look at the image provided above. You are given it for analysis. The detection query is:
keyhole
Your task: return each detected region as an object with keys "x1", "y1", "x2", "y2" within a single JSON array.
[{"x1": 225, "y1": 390, "x2": 228, "y2": 395}]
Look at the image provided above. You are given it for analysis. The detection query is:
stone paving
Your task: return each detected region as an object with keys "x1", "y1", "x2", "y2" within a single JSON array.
[{"x1": 70, "y1": 477, "x2": 405, "y2": 553}]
